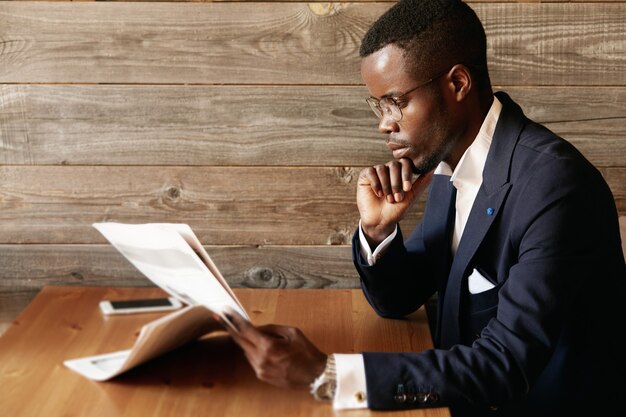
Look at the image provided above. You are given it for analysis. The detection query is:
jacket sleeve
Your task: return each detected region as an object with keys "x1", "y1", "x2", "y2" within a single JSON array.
[{"x1": 352, "y1": 221, "x2": 437, "y2": 319}]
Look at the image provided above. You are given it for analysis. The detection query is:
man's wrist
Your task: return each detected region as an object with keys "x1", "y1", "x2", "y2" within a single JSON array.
[
  {"x1": 361, "y1": 222, "x2": 396, "y2": 248},
  {"x1": 310, "y1": 354, "x2": 336, "y2": 401}
]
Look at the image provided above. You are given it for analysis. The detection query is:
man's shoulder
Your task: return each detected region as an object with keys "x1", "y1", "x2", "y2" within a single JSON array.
[
  {"x1": 494, "y1": 95, "x2": 594, "y2": 179},
  {"x1": 493, "y1": 94, "x2": 607, "y2": 197},
  {"x1": 516, "y1": 122, "x2": 581, "y2": 161},
  {"x1": 495, "y1": 91, "x2": 587, "y2": 165},
  {"x1": 503, "y1": 120, "x2": 617, "y2": 221},
  {"x1": 494, "y1": 91, "x2": 590, "y2": 170},
  {"x1": 511, "y1": 122, "x2": 600, "y2": 184}
]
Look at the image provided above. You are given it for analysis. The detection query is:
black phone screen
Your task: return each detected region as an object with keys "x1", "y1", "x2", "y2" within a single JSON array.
[{"x1": 110, "y1": 298, "x2": 173, "y2": 309}]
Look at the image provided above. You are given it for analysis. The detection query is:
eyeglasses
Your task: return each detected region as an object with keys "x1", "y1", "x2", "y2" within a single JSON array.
[{"x1": 365, "y1": 69, "x2": 449, "y2": 122}]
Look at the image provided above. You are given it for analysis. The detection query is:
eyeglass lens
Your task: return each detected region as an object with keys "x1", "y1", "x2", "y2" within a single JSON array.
[{"x1": 367, "y1": 97, "x2": 403, "y2": 122}]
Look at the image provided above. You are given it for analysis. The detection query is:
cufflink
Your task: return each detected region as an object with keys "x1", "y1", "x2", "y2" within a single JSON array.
[{"x1": 355, "y1": 391, "x2": 366, "y2": 403}]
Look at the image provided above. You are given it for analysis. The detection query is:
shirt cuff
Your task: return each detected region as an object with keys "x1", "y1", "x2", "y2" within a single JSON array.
[
  {"x1": 333, "y1": 353, "x2": 368, "y2": 409},
  {"x1": 358, "y1": 220, "x2": 398, "y2": 266}
]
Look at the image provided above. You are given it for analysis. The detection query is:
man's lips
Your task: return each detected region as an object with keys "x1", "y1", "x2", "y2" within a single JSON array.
[{"x1": 387, "y1": 142, "x2": 410, "y2": 159}]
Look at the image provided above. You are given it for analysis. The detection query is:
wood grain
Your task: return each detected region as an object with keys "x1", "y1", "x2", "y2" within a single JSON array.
[
  {"x1": 0, "y1": 85, "x2": 624, "y2": 167},
  {"x1": 0, "y1": 288, "x2": 38, "y2": 336},
  {"x1": 0, "y1": 286, "x2": 450, "y2": 417},
  {"x1": 0, "y1": 84, "x2": 380, "y2": 166},
  {"x1": 0, "y1": 3, "x2": 625, "y2": 85},
  {"x1": 0, "y1": 244, "x2": 358, "y2": 289},
  {"x1": 0, "y1": 165, "x2": 426, "y2": 245}
]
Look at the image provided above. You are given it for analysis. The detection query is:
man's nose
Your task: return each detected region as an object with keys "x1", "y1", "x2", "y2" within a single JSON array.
[{"x1": 378, "y1": 115, "x2": 398, "y2": 134}]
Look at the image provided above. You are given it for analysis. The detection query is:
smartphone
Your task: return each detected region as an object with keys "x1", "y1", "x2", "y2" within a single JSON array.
[{"x1": 99, "y1": 297, "x2": 183, "y2": 315}]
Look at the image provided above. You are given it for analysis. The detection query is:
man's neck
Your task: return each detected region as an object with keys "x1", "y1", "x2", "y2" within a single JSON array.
[{"x1": 446, "y1": 93, "x2": 494, "y2": 171}]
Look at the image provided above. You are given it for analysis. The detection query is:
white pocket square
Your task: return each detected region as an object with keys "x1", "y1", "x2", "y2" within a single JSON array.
[{"x1": 468, "y1": 268, "x2": 496, "y2": 294}]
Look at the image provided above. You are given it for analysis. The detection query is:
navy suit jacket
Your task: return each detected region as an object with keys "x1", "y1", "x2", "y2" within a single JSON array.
[{"x1": 352, "y1": 92, "x2": 626, "y2": 416}]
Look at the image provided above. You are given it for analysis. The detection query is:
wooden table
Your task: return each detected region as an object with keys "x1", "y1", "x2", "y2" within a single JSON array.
[{"x1": 0, "y1": 286, "x2": 450, "y2": 417}]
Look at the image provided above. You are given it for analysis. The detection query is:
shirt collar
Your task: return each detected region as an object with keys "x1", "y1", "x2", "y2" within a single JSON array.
[{"x1": 434, "y1": 96, "x2": 502, "y2": 186}]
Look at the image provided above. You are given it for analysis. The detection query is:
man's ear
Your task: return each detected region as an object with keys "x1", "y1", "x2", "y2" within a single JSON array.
[{"x1": 447, "y1": 64, "x2": 472, "y2": 102}]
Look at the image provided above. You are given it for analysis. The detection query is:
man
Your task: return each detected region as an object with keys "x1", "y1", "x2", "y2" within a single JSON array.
[{"x1": 221, "y1": 0, "x2": 626, "y2": 415}]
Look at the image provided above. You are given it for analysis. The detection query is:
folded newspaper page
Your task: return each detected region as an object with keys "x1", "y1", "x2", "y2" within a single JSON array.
[{"x1": 64, "y1": 222, "x2": 249, "y2": 381}]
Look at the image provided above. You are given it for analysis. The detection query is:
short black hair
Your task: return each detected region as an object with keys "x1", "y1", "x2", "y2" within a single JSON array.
[{"x1": 360, "y1": 0, "x2": 490, "y2": 90}]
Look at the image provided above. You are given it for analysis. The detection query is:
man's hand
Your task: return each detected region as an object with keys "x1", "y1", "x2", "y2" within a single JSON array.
[
  {"x1": 217, "y1": 311, "x2": 327, "y2": 389},
  {"x1": 357, "y1": 158, "x2": 433, "y2": 246}
]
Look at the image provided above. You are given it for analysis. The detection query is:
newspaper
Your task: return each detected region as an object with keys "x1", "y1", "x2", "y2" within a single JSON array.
[{"x1": 64, "y1": 222, "x2": 249, "y2": 381}]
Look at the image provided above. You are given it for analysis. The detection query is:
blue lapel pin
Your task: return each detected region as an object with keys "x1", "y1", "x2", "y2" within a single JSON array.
[{"x1": 487, "y1": 207, "x2": 494, "y2": 216}]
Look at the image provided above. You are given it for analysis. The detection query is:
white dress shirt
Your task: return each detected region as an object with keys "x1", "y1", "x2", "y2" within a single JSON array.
[{"x1": 333, "y1": 96, "x2": 502, "y2": 409}]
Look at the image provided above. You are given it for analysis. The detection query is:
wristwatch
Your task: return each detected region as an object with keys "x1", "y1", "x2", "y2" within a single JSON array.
[{"x1": 310, "y1": 354, "x2": 337, "y2": 401}]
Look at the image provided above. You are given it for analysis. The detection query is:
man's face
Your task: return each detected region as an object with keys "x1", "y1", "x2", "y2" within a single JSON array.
[{"x1": 360, "y1": 44, "x2": 460, "y2": 174}]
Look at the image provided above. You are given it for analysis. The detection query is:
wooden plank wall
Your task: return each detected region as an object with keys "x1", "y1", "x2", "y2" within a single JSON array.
[{"x1": 1, "y1": 1, "x2": 625, "y2": 334}]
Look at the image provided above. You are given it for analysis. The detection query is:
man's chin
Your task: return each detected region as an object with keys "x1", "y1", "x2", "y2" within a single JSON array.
[
  {"x1": 412, "y1": 163, "x2": 425, "y2": 175},
  {"x1": 412, "y1": 157, "x2": 441, "y2": 175},
  {"x1": 395, "y1": 154, "x2": 440, "y2": 175}
]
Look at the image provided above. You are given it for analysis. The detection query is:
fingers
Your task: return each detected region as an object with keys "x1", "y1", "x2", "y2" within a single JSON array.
[
  {"x1": 360, "y1": 166, "x2": 383, "y2": 198},
  {"x1": 214, "y1": 311, "x2": 326, "y2": 388},
  {"x1": 219, "y1": 311, "x2": 300, "y2": 359},
  {"x1": 211, "y1": 310, "x2": 259, "y2": 354},
  {"x1": 222, "y1": 309, "x2": 270, "y2": 346},
  {"x1": 361, "y1": 158, "x2": 425, "y2": 203},
  {"x1": 401, "y1": 159, "x2": 414, "y2": 192}
]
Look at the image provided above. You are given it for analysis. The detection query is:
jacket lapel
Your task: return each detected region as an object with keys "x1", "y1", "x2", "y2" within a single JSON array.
[
  {"x1": 440, "y1": 184, "x2": 511, "y2": 348},
  {"x1": 439, "y1": 92, "x2": 528, "y2": 348},
  {"x1": 423, "y1": 174, "x2": 457, "y2": 266},
  {"x1": 423, "y1": 175, "x2": 457, "y2": 346}
]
